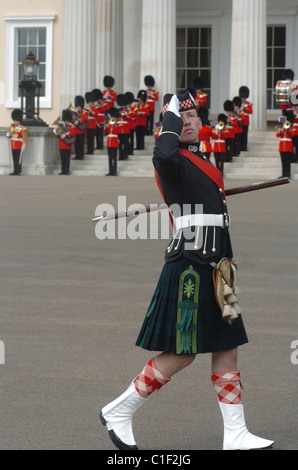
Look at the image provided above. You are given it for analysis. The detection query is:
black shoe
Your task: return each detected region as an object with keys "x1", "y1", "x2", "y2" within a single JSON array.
[{"x1": 9, "y1": 172, "x2": 17, "y2": 175}]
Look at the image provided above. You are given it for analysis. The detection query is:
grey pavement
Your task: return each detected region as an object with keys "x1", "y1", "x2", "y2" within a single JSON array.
[{"x1": 0, "y1": 174, "x2": 297, "y2": 450}]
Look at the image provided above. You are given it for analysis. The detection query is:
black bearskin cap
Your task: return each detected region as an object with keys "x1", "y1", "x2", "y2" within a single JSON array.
[
  {"x1": 197, "y1": 106, "x2": 209, "y2": 125},
  {"x1": 103, "y1": 75, "x2": 115, "y2": 87},
  {"x1": 137, "y1": 90, "x2": 147, "y2": 101},
  {"x1": 144, "y1": 75, "x2": 155, "y2": 87},
  {"x1": 74, "y1": 95, "x2": 85, "y2": 108},
  {"x1": 11, "y1": 109, "x2": 23, "y2": 122},
  {"x1": 62, "y1": 109, "x2": 73, "y2": 122},
  {"x1": 217, "y1": 113, "x2": 227, "y2": 125},
  {"x1": 92, "y1": 89, "x2": 103, "y2": 101},
  {"x1": 223, "y1": 100, "x2": 234, "y2": 112},
  {"x1": 283, "y1": 69, "x2": 294, "y2": 81},
  {"x1": 193, "y1": 77, "x2": 205, "y2": 90},
  {"x1": 233, "y1": 96, "x2": 242, "y2": 108},
  {"x1": 116, "y1": 94, "x2": 129, "y2": 107},
  {"x1": 239, "y1": 86, "x2": 250, "y2": 98}
]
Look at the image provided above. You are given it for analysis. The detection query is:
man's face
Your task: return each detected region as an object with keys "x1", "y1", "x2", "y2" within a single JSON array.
[{"x1": 180, "y1": 109, "x2": 202, "y2": 143}]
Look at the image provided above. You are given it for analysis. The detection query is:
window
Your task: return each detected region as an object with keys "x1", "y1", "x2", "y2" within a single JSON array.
[
  {"x1": 176, "y1": 27, "x2": 212, "y2": 108},
  {"x1": 267, "y1": 25, "x2": 286, "y2": 110},
  {"x1": 18, "y1": 28, "x2": 47, "y2": 97},
  {"x1": 4, "y1": 15, "x2": 55, "y2": 109}
]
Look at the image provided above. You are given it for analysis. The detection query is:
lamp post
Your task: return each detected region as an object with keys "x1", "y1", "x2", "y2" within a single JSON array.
[{"x1": 19, "y1": 49, "x2": 47, "y2": 126}]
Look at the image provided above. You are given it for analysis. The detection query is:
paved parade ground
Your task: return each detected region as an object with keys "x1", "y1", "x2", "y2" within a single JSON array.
[{"x1": 0, "y1": 174, "x2": 297, "y2": 451}]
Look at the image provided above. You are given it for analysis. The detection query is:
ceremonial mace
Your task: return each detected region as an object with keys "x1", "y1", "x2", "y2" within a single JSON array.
[{"x1": 93, "y1": 177, "x2": 289, "y2": 222}]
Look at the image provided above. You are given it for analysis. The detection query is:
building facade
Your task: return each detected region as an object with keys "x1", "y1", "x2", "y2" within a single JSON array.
[{"x1": 0, "y1": 0, "x2": 298, "y2": 130}]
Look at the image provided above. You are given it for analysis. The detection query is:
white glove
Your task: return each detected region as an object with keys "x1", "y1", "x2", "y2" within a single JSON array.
[{"x1": 167, "y1": 94, "x2": 180, "y2": 117}]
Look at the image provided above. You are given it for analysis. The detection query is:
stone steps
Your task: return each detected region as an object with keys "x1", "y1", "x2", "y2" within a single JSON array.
[{"x1": 53, "y1": 131, "x2": 298, "y2": 179}]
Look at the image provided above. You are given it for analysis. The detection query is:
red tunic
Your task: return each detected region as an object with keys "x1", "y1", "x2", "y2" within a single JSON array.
[
  {"x1": 198, "y1": 125, "x2": 217, "y2": 153},
  {"x1": 276, "y1": 127, "x2": 298, "y2": 152},
  {"x1": 146, "y1": 89, "x2": 159, "y2": 112},
  {"x1": 58, "y1": 124, "x2": 76, "y2": 150}
]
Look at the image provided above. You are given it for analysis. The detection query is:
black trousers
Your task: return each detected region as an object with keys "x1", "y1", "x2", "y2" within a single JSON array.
[
  {"x1": 292, "y1": 136, "x2": 298, "y2": 163},
  {"x1": 225, "y1": 138, "x2": 235, "y2": 162},
  {"x1": 234, "y1": 133, "x2": 242, "y2": 156},
  {"x1": 128, "y1": 129, "x2": 134, "y2": 155},
  {"x1": 96, "y1": 126, "x2": 104, "y2": 149},
  {"x1": 242, "y1": 125, "x2": 249, "y2": 151},
  {"x1": 147, "y1": 111, "x2": 154, "y2": 135},
  {"x1": 107, "y1": 147, "x2": 117, "y2": 175},
  {"x1": 280, "y1": 152, "x2": 292, "y2": 177},
  {"x1": 11, "y1": 149, "x2": 21, "y2": 174},
  {"x1": 74, "y1": 134, "x2": 85, "y2": 160},
  {"x1": 86, "y1": 128, "x2": 96, "y2": 154},
  {"x1": 214, "y1": 152, "x2": 225, "y2": 174},
  {"x1": 118, "y1": 134, "x2": 129, "y2": 160},
  {"x1": 135, "y1": 125, "x2": 146, "y2": 150},
  {"x1": 60, "y1": 149, "x2": 71, "y2": 174}
]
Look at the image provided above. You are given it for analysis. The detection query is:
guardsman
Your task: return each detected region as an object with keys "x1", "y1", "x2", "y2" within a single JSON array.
[
  {"x1": 213, "y1": 113, "x2": 229, "y2": 174},
  {"x1": 85, "y1": 91, "x2": 97, "y2": 155},
  {"x1": 232, "y1": 97, "x2": 245, "y2": 157},
  {"x1": 144, "y1": 75, "x2": 159, "y2": 135},
  {"x1": 6, "y1": 109, "x2": 27, "y2": 175},
  {"x1": 73, "y1": 95, "x2": 89, "y2": 160},
  {"x1": 276, "y1": 110, "x2": 297, "y2": 178},
  {"x1": 116, "y1": 94, "x2": 130, "y2": 160},
  {"x1": 193, "y1": 76, "x2": 208, "y2": 109},
  {"x1": 106, "y1": 107, "x2": 121, "y2": 176},
  {"x1": 134, "y1": 90, "x2": 150, "y2": 150},
  {"x1": 223, "y1": 100, "x2": 236, "y2": 162},
  {"x1": 56, "y1": 109, "x2": 76, "y2": 175},
  {"x1": 103, "y1": 75, "x2": 117, "y2": 110},
  {"x1": 239, "y1": 86, "x2": 253, "y2": 151},
  {"x1": 292, "y1": 105, "x2": 298, "y2": 162},
  {"x1": 125, "y1": 92, "x2": 137, "y2": 155},
  {"x1": 197, "y1": 107, "x2": 217, "y2": 161}
]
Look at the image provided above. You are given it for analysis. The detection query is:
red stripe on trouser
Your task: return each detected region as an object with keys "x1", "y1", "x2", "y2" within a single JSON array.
[
  {"x1": 211, "y1": 370, "x2": 243, "y2": 404},
  {"x1": 134, "y1": 358, "x2": 170, "y2": 398}
]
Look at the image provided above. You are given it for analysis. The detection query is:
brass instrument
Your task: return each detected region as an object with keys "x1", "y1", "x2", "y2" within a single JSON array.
[
  {"x1": 275, "y1": 120, "x2": 292, "y2": 130},
  {"x1": 53, "y1": 120, "x2": 75, "y2": 145},
  {"x1": 67, "y1": 104, "x2": 89, "y2": 131}
]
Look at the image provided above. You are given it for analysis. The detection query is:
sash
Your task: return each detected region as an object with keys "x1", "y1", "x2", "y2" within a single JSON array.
[{"x1": 154, "y1": 148, "x2": 225, "y2": 228}]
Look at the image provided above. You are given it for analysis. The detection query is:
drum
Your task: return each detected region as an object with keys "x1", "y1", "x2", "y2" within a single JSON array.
[{"x1": 275, "y1": 80, "x2": 291, "y2": 105}]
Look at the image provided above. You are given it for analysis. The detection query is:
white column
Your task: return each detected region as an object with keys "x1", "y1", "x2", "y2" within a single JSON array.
[
  {"x1": 229, "y1": 0, "x2": 267, "y2": 130},
  {"x1": 60, "y1": 0, "x2": 97, "y2": 108},
  {"x1": 140, "y1": 0, "x2": 176, "y2": 118},
  {"x1": 95, "y1": 0, "x2": 123, "y2": 92}
]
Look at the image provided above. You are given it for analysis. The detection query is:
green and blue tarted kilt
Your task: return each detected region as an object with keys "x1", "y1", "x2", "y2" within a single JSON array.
[{"x1": 136, "y1": 257, "x2": 248, "y2": 355}]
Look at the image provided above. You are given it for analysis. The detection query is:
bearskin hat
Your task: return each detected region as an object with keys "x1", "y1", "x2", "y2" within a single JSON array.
[
  {"x1": 108, "y1": 107, "x2": 120, "y2": 119},
  {"x1": 283, "y1": 69, "x2": 294, "y2": 81},
  {"x1": 233, "y1": 96, "x2": 242, "y2": 108},
  {"x1": 284, "y1": 109, "x2": 295, "y2": 123},
  {"x1": 116, "y1": 94, "x2": 128, "y2": 107},
  {"x1": 217, "y1": 113, "x2": 227, "y2": 125},
  {"x1": 193, "y1": 77, "x2": 205, "y2": 90},
  {"x1": 144, "y1": 75, "x2": 155, "y2": 87},
  {"x1": 85, "y1": 91, "x2": 95, "y2": 103},
  {"x1": 11, "y1": 109, "x2": 23, "y2": 122},
  {"x1": 124, "y1": 92, "x2": 135, "y2": 104},
  {"x1": 197, "y1": 106, "x2": 209, "y2": 126},
  {"x1": 223, "y1": 100, "x2": 234, "y2": 112},
  {"x1": 74, "y1": 95, "x2": 85, "y2": 108},
  {"x1": 92, "y1": 89, "x2": 103, "y2": 101},
  {"x1": 103, "y1": 75, "x2": 115, "y2": 87},
  {"x1": 137, "y1": 90, "x2": 147, "y2": 101},
  {"x1": 239, "y1": 86, "x2": 250, "y2": 99},
  {"x1": 62, "y1": 109, "x2": 73, "y2": 122}
]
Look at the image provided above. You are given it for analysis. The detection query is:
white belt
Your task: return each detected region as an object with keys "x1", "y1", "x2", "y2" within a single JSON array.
[
  {"x1": 11, "y1": 138, "x2": 23, "y2": 141},
  {"x1": 108, "y1": 134, "x2": 118, "y2": 138},
  {"x1": 281, "y1": 138, "x2": 292, "y2": 141},
  {"x1": 215, "y1": 140, "x2": 225, "y2": 143},
  {"x1": 175, "y1": 213, "x2": 230, "y2": 230}
]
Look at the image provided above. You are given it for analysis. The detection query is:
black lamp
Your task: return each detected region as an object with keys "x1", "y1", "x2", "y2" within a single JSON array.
[{"x1": 19, "y1": 49, "x2": 47, "y2": 126}]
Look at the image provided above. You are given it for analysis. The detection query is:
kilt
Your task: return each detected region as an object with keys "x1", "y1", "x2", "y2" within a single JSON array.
[{"x1": 136, "y1": 257, "x2": 248, "y2": 355}]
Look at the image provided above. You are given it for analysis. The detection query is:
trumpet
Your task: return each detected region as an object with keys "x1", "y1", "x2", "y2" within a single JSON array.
[{"x1": 275, "y1": 120, "x2": 292, "y2": 130}]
